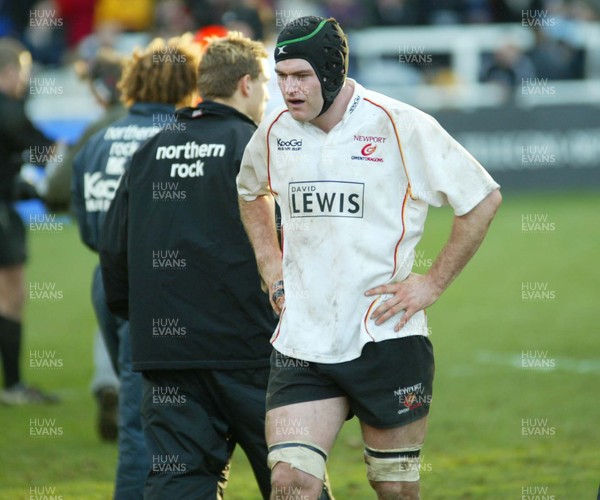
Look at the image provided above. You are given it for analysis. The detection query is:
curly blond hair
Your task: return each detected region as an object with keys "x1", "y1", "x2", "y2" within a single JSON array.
[{"x1": 118, "y1": 34, "x2": 201, "y2": 107}]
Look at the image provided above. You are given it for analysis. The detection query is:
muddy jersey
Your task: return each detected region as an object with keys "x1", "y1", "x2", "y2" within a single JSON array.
[{"x1": 238, "y1": 80, "x2": 499, "y2": 363}]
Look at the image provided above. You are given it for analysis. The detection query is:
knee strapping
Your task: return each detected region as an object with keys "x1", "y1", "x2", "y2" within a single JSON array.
[
  {"x1": 364, "y1": 445, "x2": 422, "y2": 482},
  {"x1": 267, "y1": 441, "x2": 328, "y2": 480}
]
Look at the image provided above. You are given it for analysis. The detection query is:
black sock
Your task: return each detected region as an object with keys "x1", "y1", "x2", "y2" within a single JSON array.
[{"x1": 0, "y1": 315, "x2": 22, "y2": 389}]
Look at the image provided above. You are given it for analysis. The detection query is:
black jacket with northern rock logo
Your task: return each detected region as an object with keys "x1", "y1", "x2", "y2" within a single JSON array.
[{"x1": 99, "y1": 101, "x2": 276, "y2": 370}]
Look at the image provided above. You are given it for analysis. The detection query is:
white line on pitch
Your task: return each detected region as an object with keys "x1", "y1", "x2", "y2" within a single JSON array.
[{"x1": 474, "y1": 351, "x2": 600, "y2": 374}]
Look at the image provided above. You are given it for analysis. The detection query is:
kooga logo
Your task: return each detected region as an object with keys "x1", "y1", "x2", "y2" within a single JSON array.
[{"x1": 277, "y1": 138, "x2": 303, "y2": 151}]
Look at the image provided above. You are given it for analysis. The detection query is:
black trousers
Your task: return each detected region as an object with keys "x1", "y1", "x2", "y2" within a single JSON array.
[{"x1": 141, "y1": 368, "x2": 271, "y2": 500}]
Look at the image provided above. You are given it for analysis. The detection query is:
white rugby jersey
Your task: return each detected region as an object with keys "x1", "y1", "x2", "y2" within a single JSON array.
[{"x1": 237, "y1": 80, "x2": 499, "y2": 363}]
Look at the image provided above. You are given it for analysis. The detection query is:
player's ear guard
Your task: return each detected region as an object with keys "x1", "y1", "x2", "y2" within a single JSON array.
[
  {"x1": 364, "y1": 445, "x2": 422, "y2": 482},
  {"x1": 268, "y1": 441, "x2": 328, "y2": 480}
]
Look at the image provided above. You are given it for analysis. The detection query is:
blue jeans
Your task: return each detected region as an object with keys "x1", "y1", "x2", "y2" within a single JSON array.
[
  {"x1": 90, "y1": 329, "x2": 119, "y2": 394},
  {"x1": 93, "y1": 265, "x2": 149, "y2": 499}
]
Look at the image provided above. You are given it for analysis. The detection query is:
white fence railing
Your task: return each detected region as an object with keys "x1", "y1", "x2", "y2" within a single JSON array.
[{"x1": 349, "y1": 23, "x2": 600, "y2": 110}]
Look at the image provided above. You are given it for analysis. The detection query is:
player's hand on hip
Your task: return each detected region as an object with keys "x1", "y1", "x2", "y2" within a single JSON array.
[
  {"x1": 270, "y1": 279, "x2": 285, "y2": 315},
  {"x1": 364, "y1": 273, "x2": 440, "y2": 331}
]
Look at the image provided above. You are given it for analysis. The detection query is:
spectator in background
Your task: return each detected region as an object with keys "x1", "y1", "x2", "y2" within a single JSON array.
[
  {"x1": 184, "y1": 0, "x2": 231, "y2": 28},
  {"x1": 529, "y1": 29, "x2": 580, "y2": 80},
  {"x1": 323, "y1": 0, "x2": 370, "y2": 29},
  {"x1": 0, "y1": 38, "x2": 60, "y2": 405},
  {"x1": 21, "y1": 0, "x2": 68, "y2": 66},
  {"x1": 223, "y1": 2, "x2": 265, "y2": 40},
  {"x1": 418, "y1": 0, "x2": 465, "y2": 24},
  {"x1": 491, "y1": 0, "x2": 546, "y2": 23},
  {"x1": 94, "y1": 0, "x2": 154, "y2": 33},
  {"x1": 45, "y1": 48, "x2": 127, "y2": 210},
  {"x1": 463, "y1": 0, "x2": 494, "y2": 23},
  {"x1": 371, "y1": 0, "x2": 420, "y2": 26},
  {"x1": 0, "y1": 0, "x2": 39, "y2": 39},
  {"x1": 153, "y1": 0, "x2": 196, "y2": 39},
  {"x1": 183, "y1": 0, "x2": 270, "y2": 40},
  {"x1": 54, "y1": 0, "x2": 95, "y2": 49},
  {"x1": 72, "y1": 35, "x2": 201, "y2": 499},
  {"x1": 44, "y1": 48, "x2": 127, "y2": 442},
  {"x1": 481, "y1": 43, "x2": 536, "y2": 98}
]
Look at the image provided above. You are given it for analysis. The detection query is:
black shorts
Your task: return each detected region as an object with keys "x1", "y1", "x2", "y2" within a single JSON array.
[
  {"x1": 141, "y1": 368, "x2": 271, "y2": 499},
  {"x1": 0, "y1": 203, "x2": 26, "y2": 267},
  {"x1": 267, "y1": 336, "x2": 434, "y2": 429}
]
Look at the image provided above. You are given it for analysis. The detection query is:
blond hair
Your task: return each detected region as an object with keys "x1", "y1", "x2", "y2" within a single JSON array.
[
  {"x1": 118, "y1": 34, "x2": 201, "y2": 106},
  {"x1": 198, "y1": 32, "x2": 267, "y2": 101}
]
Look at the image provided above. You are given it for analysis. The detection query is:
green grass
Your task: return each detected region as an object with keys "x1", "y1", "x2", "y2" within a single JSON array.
[{"x1": 1, "y1": 191, "x2": 598, "y2": 499}]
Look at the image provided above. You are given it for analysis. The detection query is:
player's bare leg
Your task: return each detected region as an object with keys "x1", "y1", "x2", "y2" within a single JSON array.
[
  {"x1": 361, "y1": 416, "x2": 428, "y2": 500},
  {"x1": 0, "y1": 264, "x2": 25, "y2": 320},
  {"x1": 266, "y1": 397, "x2": 348, "y2": 499},
  {"x1": 0, "y1": 266, "x2": 26, "y2": 395}
]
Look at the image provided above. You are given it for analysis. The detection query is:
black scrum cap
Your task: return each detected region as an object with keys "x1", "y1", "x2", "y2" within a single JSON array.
[{"x1": 275, "y1": 16, "x2": 349, "y2": 116}]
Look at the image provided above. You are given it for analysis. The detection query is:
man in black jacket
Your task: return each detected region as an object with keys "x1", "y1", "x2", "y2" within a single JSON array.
[
  {"x1": 74, "y1": 36, "x2": 201, "y2": 499},
  {"x1": 100, "y1": 33, "x2": 278, "y2": 499}
]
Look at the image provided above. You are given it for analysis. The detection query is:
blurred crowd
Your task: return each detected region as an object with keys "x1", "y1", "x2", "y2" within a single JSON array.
[{"x1": 1, "y1": 0, "x2": 597, "y2": 68}]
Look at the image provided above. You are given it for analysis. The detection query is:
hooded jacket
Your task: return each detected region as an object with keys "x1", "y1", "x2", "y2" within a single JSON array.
[{"x1": 100, "y1": 101, "x2": 276, "y2": 370}]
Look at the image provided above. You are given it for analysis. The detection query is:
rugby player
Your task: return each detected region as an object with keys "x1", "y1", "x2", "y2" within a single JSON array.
[{"x1": 238, "y1": 16, "x2": 502, "y2": 500}]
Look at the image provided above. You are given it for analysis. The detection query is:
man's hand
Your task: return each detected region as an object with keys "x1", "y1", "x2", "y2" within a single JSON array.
[
  {"x1": 364, "y1": 189, "x2": 502, "y2": 331},
  {"x1": 365, "y1": 273, "x2": 440, "y2": 331}
]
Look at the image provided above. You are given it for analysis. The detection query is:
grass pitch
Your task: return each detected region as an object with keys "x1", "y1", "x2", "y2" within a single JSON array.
[{"x1": 0, "y1": 191, "x2": 598, "y2": 499}]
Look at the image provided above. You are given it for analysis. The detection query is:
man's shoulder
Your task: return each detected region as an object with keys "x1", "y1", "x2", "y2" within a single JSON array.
[
  {"x1": 153, "y1": 108, "x2": 256, "y2": 142},
  {"x1": 79, "y1": 113, "x2": 139, "y2": 150},
  {"x1": 359, "y1": 85, "x2": 434, "y2": 123},
  {"x1": 259, "y1": 106, "x2": 291, "y2": 131}
]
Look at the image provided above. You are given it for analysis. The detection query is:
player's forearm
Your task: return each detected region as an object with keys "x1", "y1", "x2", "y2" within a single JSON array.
[
  {"x1": 239, "y1": 195, "x2": 282, "y2": 285},
  {"x1": 427, "y1": 189, "x2": 502, "y2": 296}
]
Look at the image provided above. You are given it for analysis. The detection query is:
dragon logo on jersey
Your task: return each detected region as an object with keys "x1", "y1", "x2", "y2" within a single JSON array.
[
  {"x1": 352, "y1": 142, "x2": 383, "y2": 163},
  {"x1": 361, "y1": 143, "x2": 377, "y2": 156}
]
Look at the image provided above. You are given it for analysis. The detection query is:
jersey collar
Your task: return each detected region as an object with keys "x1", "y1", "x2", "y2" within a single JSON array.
[{"x1": 340, "y1": 79, "x2": 364, "y2": 123}]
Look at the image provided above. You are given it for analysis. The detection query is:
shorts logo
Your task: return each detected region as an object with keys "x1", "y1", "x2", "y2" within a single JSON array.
[
  {"x1": 277, "y1": 138, "x2": 303, "y2": 151},
  {"x1": 288, "y1": 180, "x2": 364, "y2": 218},
  {"x1": 394, "y1": 382, "x2": 431, "y2": 415},
  {"x1": 403, "y1": 392, "x2": 420, "y2": 410}
]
